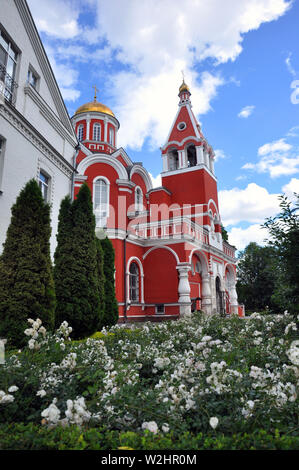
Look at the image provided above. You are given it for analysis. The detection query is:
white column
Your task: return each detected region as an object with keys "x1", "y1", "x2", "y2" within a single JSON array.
[
  {"x1": 141, "y1": 273, "x2": 145, "y2": 304},
  {"x1": 86, "y1": 118, "x2": 90, "y2": 140},
  {"x1": 178, "y1": 150, "x2": 185, "y2": 168},
  {"x1": 204, "y1": 149, "x2": 209, "y2": 168},
  {"x1": 210, "y1": 157, "x2": 215, "y2": 174},
  {"x1": 162, "y1": 155, "x2": 168, "y2": 171},
  {"x1": 196, "y1": 145, "x2": 204, "y2": 165},
  {"x1": 176, "y1": 263, "x2": 191, "y2": 315},
  {"x1": 229, "y1": 282, "x2": 238, "y2": 315},
  {"x1": 201, "y1": 274, "x2": 212, "y2": 314},
  {"x1": 104, "y1": 117, "x2": 108, "y2": 143}
]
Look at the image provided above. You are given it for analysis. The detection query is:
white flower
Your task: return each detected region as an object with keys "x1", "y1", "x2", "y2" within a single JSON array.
[
  {"x1": 162, "y1": 423, "x2": 169, "y2": 433},
  {"x1": 142, "y1": 421, "x2": 159, "y2": 434},
  {"x1": 41, "y1": 400, "x2": 61, "y2": 425},
  {"x1": 0, "y1": 394, "x2": 14, "y2": 404},
  {"x1": 8, "y1": 386, "x2": 18, "y2": 393},
  {"x1": 28, "y1": 339, "x2": 35, "y2": 350},
  {"x1": 36, "y1": 390, "x2": 47, "y2": 397},
  {"x1": 209, "y1": 417, "x2": 219, "y2": 429}
]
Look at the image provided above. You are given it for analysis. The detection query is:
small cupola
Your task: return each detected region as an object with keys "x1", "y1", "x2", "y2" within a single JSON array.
[
  {"x1": 178, "y1": 79, "x2": 191, "y2": 105},
  {"x1": 71, "y1": 86, "x2": 120, "y2": 155}
]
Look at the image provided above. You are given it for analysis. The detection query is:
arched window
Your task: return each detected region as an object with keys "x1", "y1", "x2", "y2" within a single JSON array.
[
  {"x1": 129, "y1": 262, "x2": 139, "y2": 303},
  {"x1": 187, "y1": 144, "x2": 196, "y2": 167},
  {"x1": 195, "y1": 260, "x2": 201, "y2": 274},
  {"x1": 135, "y1": 187, "x2": 143, "y2": 212},
  {"x1": 168, "y1": 149, "x2": 179, "y2": 170},
  {"x1": 93, "y1": 178, "x2": 109, "y2": 227},
  {"x1": 93, "y1": 123, "x2": 101, "y2": 141},
  {"x1": 77, "y1": 124, "x2": 84, "y2": 142},
  {"x1": 109, "y1": 127, "x2": 114, "y2": 145}
]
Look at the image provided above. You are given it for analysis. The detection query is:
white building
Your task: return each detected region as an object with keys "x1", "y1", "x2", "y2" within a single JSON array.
[{"x1": 0, "y1": 0, "x2": 77, "y2": 255}]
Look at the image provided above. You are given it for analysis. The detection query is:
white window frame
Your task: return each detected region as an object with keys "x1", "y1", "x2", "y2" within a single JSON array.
[
  {"x1": 0, "y1": 27, "x2": 18, "y2": 103},
  {"x1": 27, "y1": 67, "x2": 39, "y2": 90},
  {"x1": 93, "y1": 176, "x2": 110, "y2": 228},
  {"x1": 77, "y1": 124, "x2": 84, "y2": 142},
  {"x1": 155, "y1": 304, "x2": 165, "y2": 314},
  {"x1": 129, "y1": 262, "x2": 140, "y2": 303},
  {"x1": 135, "y1": 186, "x2": 143, "y2": 212},
  {"x1": 39, "y1": 170, "x2": 50, "y2": 202},
  {"x1": 93, "y1": 122, "x2": 101, "y2": 141}
]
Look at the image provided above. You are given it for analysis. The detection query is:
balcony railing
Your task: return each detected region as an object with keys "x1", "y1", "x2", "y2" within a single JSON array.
[{"x1": 0, "y1": 63, "x2": 18, "y2": 106}]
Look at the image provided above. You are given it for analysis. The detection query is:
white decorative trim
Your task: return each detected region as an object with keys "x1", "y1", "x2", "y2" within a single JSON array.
[
  {"x1": 130, "y1": 164, "x2": 153, "y2": 192},
  {"x1": 93, "y1": 175, "x2": 110, "y2": 227},
  {"x1": 119, "y1": 188, "x2": 132, "y2": 193},
  {"x1": 161, "y1": 163, "x2": 217, "y2": 181},
  {"x1": 126, "y1": 256, "x2": 145, "y2": 304},
  {"x1": 77, "y1": 154, "x2": 128, "y2": 180},
  {"x1": 0, "y1": 104, "x2": 73, "y2": 178},
  {"x1": 163, "y1": 135, "x2": 201, "y2": 151},
  {"x1": 143, "y1": 245, "x2": 180, "y2": 264},
  {"x1": 112, "y1": 147, "x2": 133, "y2": 166},
  {"x1": 177, "y1": 121, "x2": 187, "y2": 131}
]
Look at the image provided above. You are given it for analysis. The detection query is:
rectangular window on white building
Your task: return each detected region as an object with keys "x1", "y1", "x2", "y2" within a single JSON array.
[
  {"x1": 39, "y1": 171, "x2": 50, "y2": 202},
  {"x1": 27, "y1": 67, "x2": 39, "y2": 90},
  {"x1": 0, "y1": 28, "x2": 18, "y2": 103}
]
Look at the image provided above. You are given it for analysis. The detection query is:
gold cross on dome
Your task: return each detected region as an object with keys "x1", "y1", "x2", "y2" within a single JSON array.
[
  {"x1": 93, "y1": 85, "x2": 99, "y2": 101},
  {"x1": 181, "y1": 70, "x2": 185, "y2": 82}
]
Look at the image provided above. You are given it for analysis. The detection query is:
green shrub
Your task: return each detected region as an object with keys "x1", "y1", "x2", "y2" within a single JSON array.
[
  {"x1": 0, "y1": 179, "x2": 55, "y2": 348},
  {"x1": 0, "y1": 424, "x2": 298, "y2": 450}
]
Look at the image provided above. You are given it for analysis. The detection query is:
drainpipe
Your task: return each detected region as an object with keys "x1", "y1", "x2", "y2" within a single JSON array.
[
  {"x1": 71, "y1": 143, "x2": 81, "y2": 201},
  {"x1": 123, "y1": 231, "x2": 129, "y2": 323}
]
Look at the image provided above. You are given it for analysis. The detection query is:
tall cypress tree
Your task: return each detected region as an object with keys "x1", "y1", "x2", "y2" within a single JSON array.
[
  {"x1": 100, "y1": 236, "x2": 119, "y2": 328},
  {"x1": 53, "y1": 195, "x2": 74, "y2": 329},
  {"x1": 54, "y1": 184, "x2": 101, "y2": 339},
  {"x1": 95, "y1": 238, "x2": 105, "y2": 329},
  {"x1": 0, "y1": 179, "x2": 55, "y2": 347}
]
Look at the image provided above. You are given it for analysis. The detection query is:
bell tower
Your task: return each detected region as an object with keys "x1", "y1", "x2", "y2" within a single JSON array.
[{"x1": 160, "y1": 80, "x2": 219, "y2": 216}]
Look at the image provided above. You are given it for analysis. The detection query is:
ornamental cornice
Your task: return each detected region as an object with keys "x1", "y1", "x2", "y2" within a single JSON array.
[{"x1": 0, "y1": 103, "x2": 74, "y2": 178}]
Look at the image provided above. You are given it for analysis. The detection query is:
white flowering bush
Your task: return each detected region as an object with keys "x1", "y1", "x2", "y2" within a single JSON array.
[{"x1": 0, "y1": 313, "x2": 298, "y2": 440}]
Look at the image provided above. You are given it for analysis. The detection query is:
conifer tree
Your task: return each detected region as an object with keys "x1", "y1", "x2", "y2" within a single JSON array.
[
  {"x1": 100, "y1": 236, "x2": 119, "y2": 328},
  {"x1": 54, "y1": 184, "x2": 101, "y2": 339},
  {"x1": 95, "y1": 238, "x2": 105, "y2": 329},
  {"x1": 53, "y1": 195, "x2": 74, "y2": 329},
  {"x1": 0, "y1": 179, "x2": 55, "y2": 347}
]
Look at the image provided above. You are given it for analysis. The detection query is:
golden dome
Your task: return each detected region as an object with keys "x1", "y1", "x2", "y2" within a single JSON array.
[
  {"x1": 179, "y1": 80, "x2": 190, "y2": 93},
  {"x1": 74, "y1": 99, "x2": 115, "y2": 117}
]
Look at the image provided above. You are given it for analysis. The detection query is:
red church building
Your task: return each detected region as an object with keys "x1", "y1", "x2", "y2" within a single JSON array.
[{"x1": 71, "y1": 81, "x2": 243, "y2": 322}]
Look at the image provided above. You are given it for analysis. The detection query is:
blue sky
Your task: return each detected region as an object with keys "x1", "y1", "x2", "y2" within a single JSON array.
[{"x1": 27, "y1": 0, "x2": 299, "y2": 250}]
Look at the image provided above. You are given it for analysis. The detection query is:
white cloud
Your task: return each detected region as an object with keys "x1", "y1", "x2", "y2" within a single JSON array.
[
  {"x1": 287, "y1": 126, "x2": 299, "y2": 137},
  {"x1": 258, "y1": 138, "x2": 292, "y2": 155},
  {"x1": 28, "y1": 0, "x2": 292, "y2": 147},
  {"x1": 219, "y1": 183, "x2": 280, "y2": 226},
  {"x1": 242, "y1": 137, "x2": 299, "y2": 178},
  {"x1": 228, "y1": 224, "x2": 268, "y2": 251},
  {"x1": 113, "y1": 69, "x2": 224, "y2": 150},
  {"x1": 282, "y1": 177, "x2": 299, "y2": 200},
  {"x1": 149, "y1": 173, "x2": 162, "y2": 188},
  {"x1": 214, "y1": 149, "x2": 227, "y2": 162},
  {"x1": 238, "y1": 105, "x2": 255, "y2": 118},
  {"x1": 27, "y1": 0, "x2": 80, "y2": 39},
  {"x1": 43, "y1": 43, "x2": 81, "y2": 102},
  {"x1": 285, "y1": 52, "x2": 296, "y2": 77}
]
